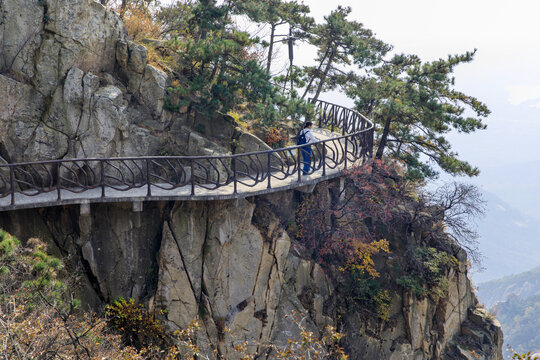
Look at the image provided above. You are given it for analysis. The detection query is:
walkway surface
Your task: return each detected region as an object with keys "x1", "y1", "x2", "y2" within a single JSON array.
[{"x1": 0, "y1": 100, "x2": 374, "y2": 212}]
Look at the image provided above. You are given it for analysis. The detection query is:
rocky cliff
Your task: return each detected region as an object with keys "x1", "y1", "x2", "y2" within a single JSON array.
[
  {"x1": 0, "y1": 0, "x2": 503, "y2": 359},
  {"x1": 0, "y1": 184, "x2": 503, "y2": 359}
]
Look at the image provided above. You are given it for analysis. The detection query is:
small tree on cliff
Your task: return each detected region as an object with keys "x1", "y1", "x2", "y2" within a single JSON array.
[
  {"x1": 348, "y1": 52, "x2": 489, "y2": 180},
  {"x1": 418, "y1": 182, "x2": 485, "y2": 263},
  {"x1": 0, "y1": 231, "x2": 148, "y2": 358}
]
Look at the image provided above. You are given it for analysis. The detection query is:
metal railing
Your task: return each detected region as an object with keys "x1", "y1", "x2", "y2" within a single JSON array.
[{"x1": 0, "y1": 100, "x2": 374, "y2": 207}]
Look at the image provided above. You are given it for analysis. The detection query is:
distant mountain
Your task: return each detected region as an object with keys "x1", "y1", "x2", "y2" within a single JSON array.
[
  {"x1": 477, "y1": 266, "x2": 540, "y2": 308},
  {"x1": 476, "y1": 266, "x2": 540, "y2": 358},
  {"x1": 470, "y1": 191, "x2": 540, "y2": 358},
  {"x1": 492, "y1": 292, "x2": 540, "y2": 357},
  {"x1": 472, "y1": 191, "x2": 540, "y2": 283}
]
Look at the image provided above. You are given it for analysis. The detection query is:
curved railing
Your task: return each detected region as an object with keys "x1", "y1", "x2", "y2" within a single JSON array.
[{"x1": 0, "y1": 100, "x2": 374, "y2": 209}]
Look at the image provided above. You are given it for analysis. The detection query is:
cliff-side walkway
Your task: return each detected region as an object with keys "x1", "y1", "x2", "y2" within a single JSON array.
[{"x1": 0, "y1": 100, "x2": 374, "y2": 211}]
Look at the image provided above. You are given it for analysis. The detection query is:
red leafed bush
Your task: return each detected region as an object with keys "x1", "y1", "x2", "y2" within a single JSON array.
[
  {"x1": 297, "y1": 159, "x2": 407, "y2": 278},
  {"x1": 265, "y1": 127, "x2": 287, "y2": 148}
]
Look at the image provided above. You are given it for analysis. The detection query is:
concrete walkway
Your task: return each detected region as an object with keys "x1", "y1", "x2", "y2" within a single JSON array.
[{"x1": 0, "y1": 129, "x2": 358, "y2": 212}]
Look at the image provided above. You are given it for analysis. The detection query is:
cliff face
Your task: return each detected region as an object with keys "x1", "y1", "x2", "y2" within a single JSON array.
[
  {"x1": 0, "y1": 1, "x2": 503, "y2": 359},
  {"x1": 0, "y1": 185, "x2": 503, "y2": 359}
]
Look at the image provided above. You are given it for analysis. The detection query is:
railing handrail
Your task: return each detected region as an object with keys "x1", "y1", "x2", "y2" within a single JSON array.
[
  {"x1": 0, "y1": 99, "x2": 375, "y2": 209},
  {"x1": 0, "y1": 134, "x2": 363, "y2": 166}
]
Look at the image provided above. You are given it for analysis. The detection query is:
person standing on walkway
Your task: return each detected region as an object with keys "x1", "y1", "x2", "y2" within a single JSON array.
[{"x1": 299, "y1": 121, "x2": 318, "y2": 174}]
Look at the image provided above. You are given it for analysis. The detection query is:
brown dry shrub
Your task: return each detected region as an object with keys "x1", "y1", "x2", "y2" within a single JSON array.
[{"x1": 122, "y1": 5, "x2": 162, "y2": 43}]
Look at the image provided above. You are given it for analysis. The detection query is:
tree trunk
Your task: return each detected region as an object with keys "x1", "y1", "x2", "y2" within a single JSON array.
[
  {"x1": 120, "y1": 0, "x2": 128, "y2": 19},
  {"x1": 197, "y1": 0, "x2": 216, "y2": 41},
  {"x1": 266, "y1": 24, "x2": 276, "y2": 73},
  {"x1": 375, "y1": 116, "x2": 392, "y2": 159},
  {"x1": 311, "y1": 49, "x2": 336, "y2": 104},
  {"x1": 301, "y1": 49, "x2": 329, "y2": 100}
]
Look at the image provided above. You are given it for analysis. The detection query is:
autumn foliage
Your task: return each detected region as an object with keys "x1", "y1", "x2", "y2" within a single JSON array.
[
  {"x1": 296, "y1": 160, "x2": 413, "y2": 319},
  {"x1": 265, "y1": 126, "x2": 288, "y2": 148},
  {"x1": 105, "y1": 297, "x2": 169, "y2": 350},
  {"x1": 0, "y1": 231, "x2": 145, "y2": 359},
  {"x1": 298, "y1": 159, "x2": 405, "y2": 278},
  {"x1": 121, "y1": 4, "x2": 162, "y2": 43}
]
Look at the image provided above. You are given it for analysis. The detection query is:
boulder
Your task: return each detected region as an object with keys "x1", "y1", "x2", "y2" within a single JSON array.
[
  {"x1": 234, "y1": 129, "x2": 272, "y2": 154},
  {"x1": 0, "y1": 74, "x2": 47, "y2": 162},
  {"x1": 139, "y1": 65, "x2": 169, "y2": 117}
]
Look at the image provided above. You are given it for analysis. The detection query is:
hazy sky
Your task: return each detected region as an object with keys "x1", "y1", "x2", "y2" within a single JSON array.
[
  {"x1": 288, "y1": 1, "x2": 540, "y2": 215},
  {"x1": 298, "y1": 0, "x2": 540, "y2": 168}
]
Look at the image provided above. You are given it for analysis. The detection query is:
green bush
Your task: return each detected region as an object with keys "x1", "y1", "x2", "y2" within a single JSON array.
[
  {"x1": 397, "y1": 247, "x2": 459, "y2": 298},
  {"x1": 0, "y1": 229, "x2": 20, "y2": 257},
  {"x1": 105, "y1": 297, "x2": 168, "y2": 350},
  {"x1": 396, "y1": 275, "x2": 425, "y2": 297},
  {"x1": 345, "y1": 270, "x2": 392, "y2": 321}
]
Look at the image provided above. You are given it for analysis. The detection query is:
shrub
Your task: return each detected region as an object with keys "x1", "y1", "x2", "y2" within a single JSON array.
[
  {"x1": 297, "y1": 160, "x2": 402, "y2": 278},
  {"x1": 397, "y1": 247, "x2": 459, "y2": 298},
  {"x1": 345, "y1": 270, "x2": 392, "y2": 321},
  {"x1": 105, "y1": 297, "x2": 169, "y2": 350},
  {"x1": 396, "y1": 275, "x2": 425, "y2": 297},
  {"x1": 270, "y1": 311, "x2": 349, "y2": 360},
  {"x1": 122, "y1": 4, "x2": 162, "y2": 43},
  {"x1": 296, "y1": 160, "x2": 412, "y2": 319},
  {"x1": 265, "y1": 126, "x2": 287, "y2": 148}
]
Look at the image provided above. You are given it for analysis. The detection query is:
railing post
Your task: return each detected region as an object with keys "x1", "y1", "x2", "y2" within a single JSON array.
[
  {"x1": 369, "y1": 128, "x2": 375, "y2": 159},
  {"x1": 100, "y1": 161, "x2": 105, "y2": 198},
  {"x1": 297, "y1": 146, "x2": 302, "y2": 182},
  {"x1": 9, "y1": 165, "x2": 15, "y2": 205},
  {"x1": 146, "y1": 159, "x2": 152, "y2": 197},
  {"x1": 331, "y1": 106, "x2": 335, "y2": 133},
  {"x1": 342, "y1": 110, "x2": 346, "y2": 135},
  {"x1": 232, "y1": 157, "x2": 237, "y2": 194},
  {"x1": 267, "y1": 152, "x2": 272, "y2": 189},
  {"x1": 322, "y1": 143, "x2": 326, "y2": 177},
  {"x1": 190, "y1": 159, "x2": 195, "y2": 196},
  {"x1": 56, "y1": 162, "x2": 61, "y2": 201},
  {"x1": 344, "y1": 138, "x2": 348, "y2": 170}
]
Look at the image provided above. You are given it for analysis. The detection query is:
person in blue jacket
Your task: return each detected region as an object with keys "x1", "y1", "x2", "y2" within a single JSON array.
[{"x1": 298, "y1": 122, "x2": 319, "y2": 174}]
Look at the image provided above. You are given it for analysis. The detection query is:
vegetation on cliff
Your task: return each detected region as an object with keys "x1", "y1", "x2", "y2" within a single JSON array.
[{"x1": 296, "y1": 159, "x2": 484, "y2": 324}]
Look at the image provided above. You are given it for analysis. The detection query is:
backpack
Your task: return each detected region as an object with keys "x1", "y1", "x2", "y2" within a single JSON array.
[{"x1": 296, "y1": 129, "x2": 307, "y2": 145}]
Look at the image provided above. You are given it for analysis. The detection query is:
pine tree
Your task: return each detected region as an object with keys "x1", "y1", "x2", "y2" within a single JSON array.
[
  {"x1": 164, "y1": 0, "x2": 312, "y2": 124},
  {"x1": 302, "y1": 6, "x2": 391, "y2": 103},
  {"x1": 348, "y1": 52, "x2": 490, "y2": 179},
  {"x1": 233, "y1": 0, "x2": 314, "y2": 74}
]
